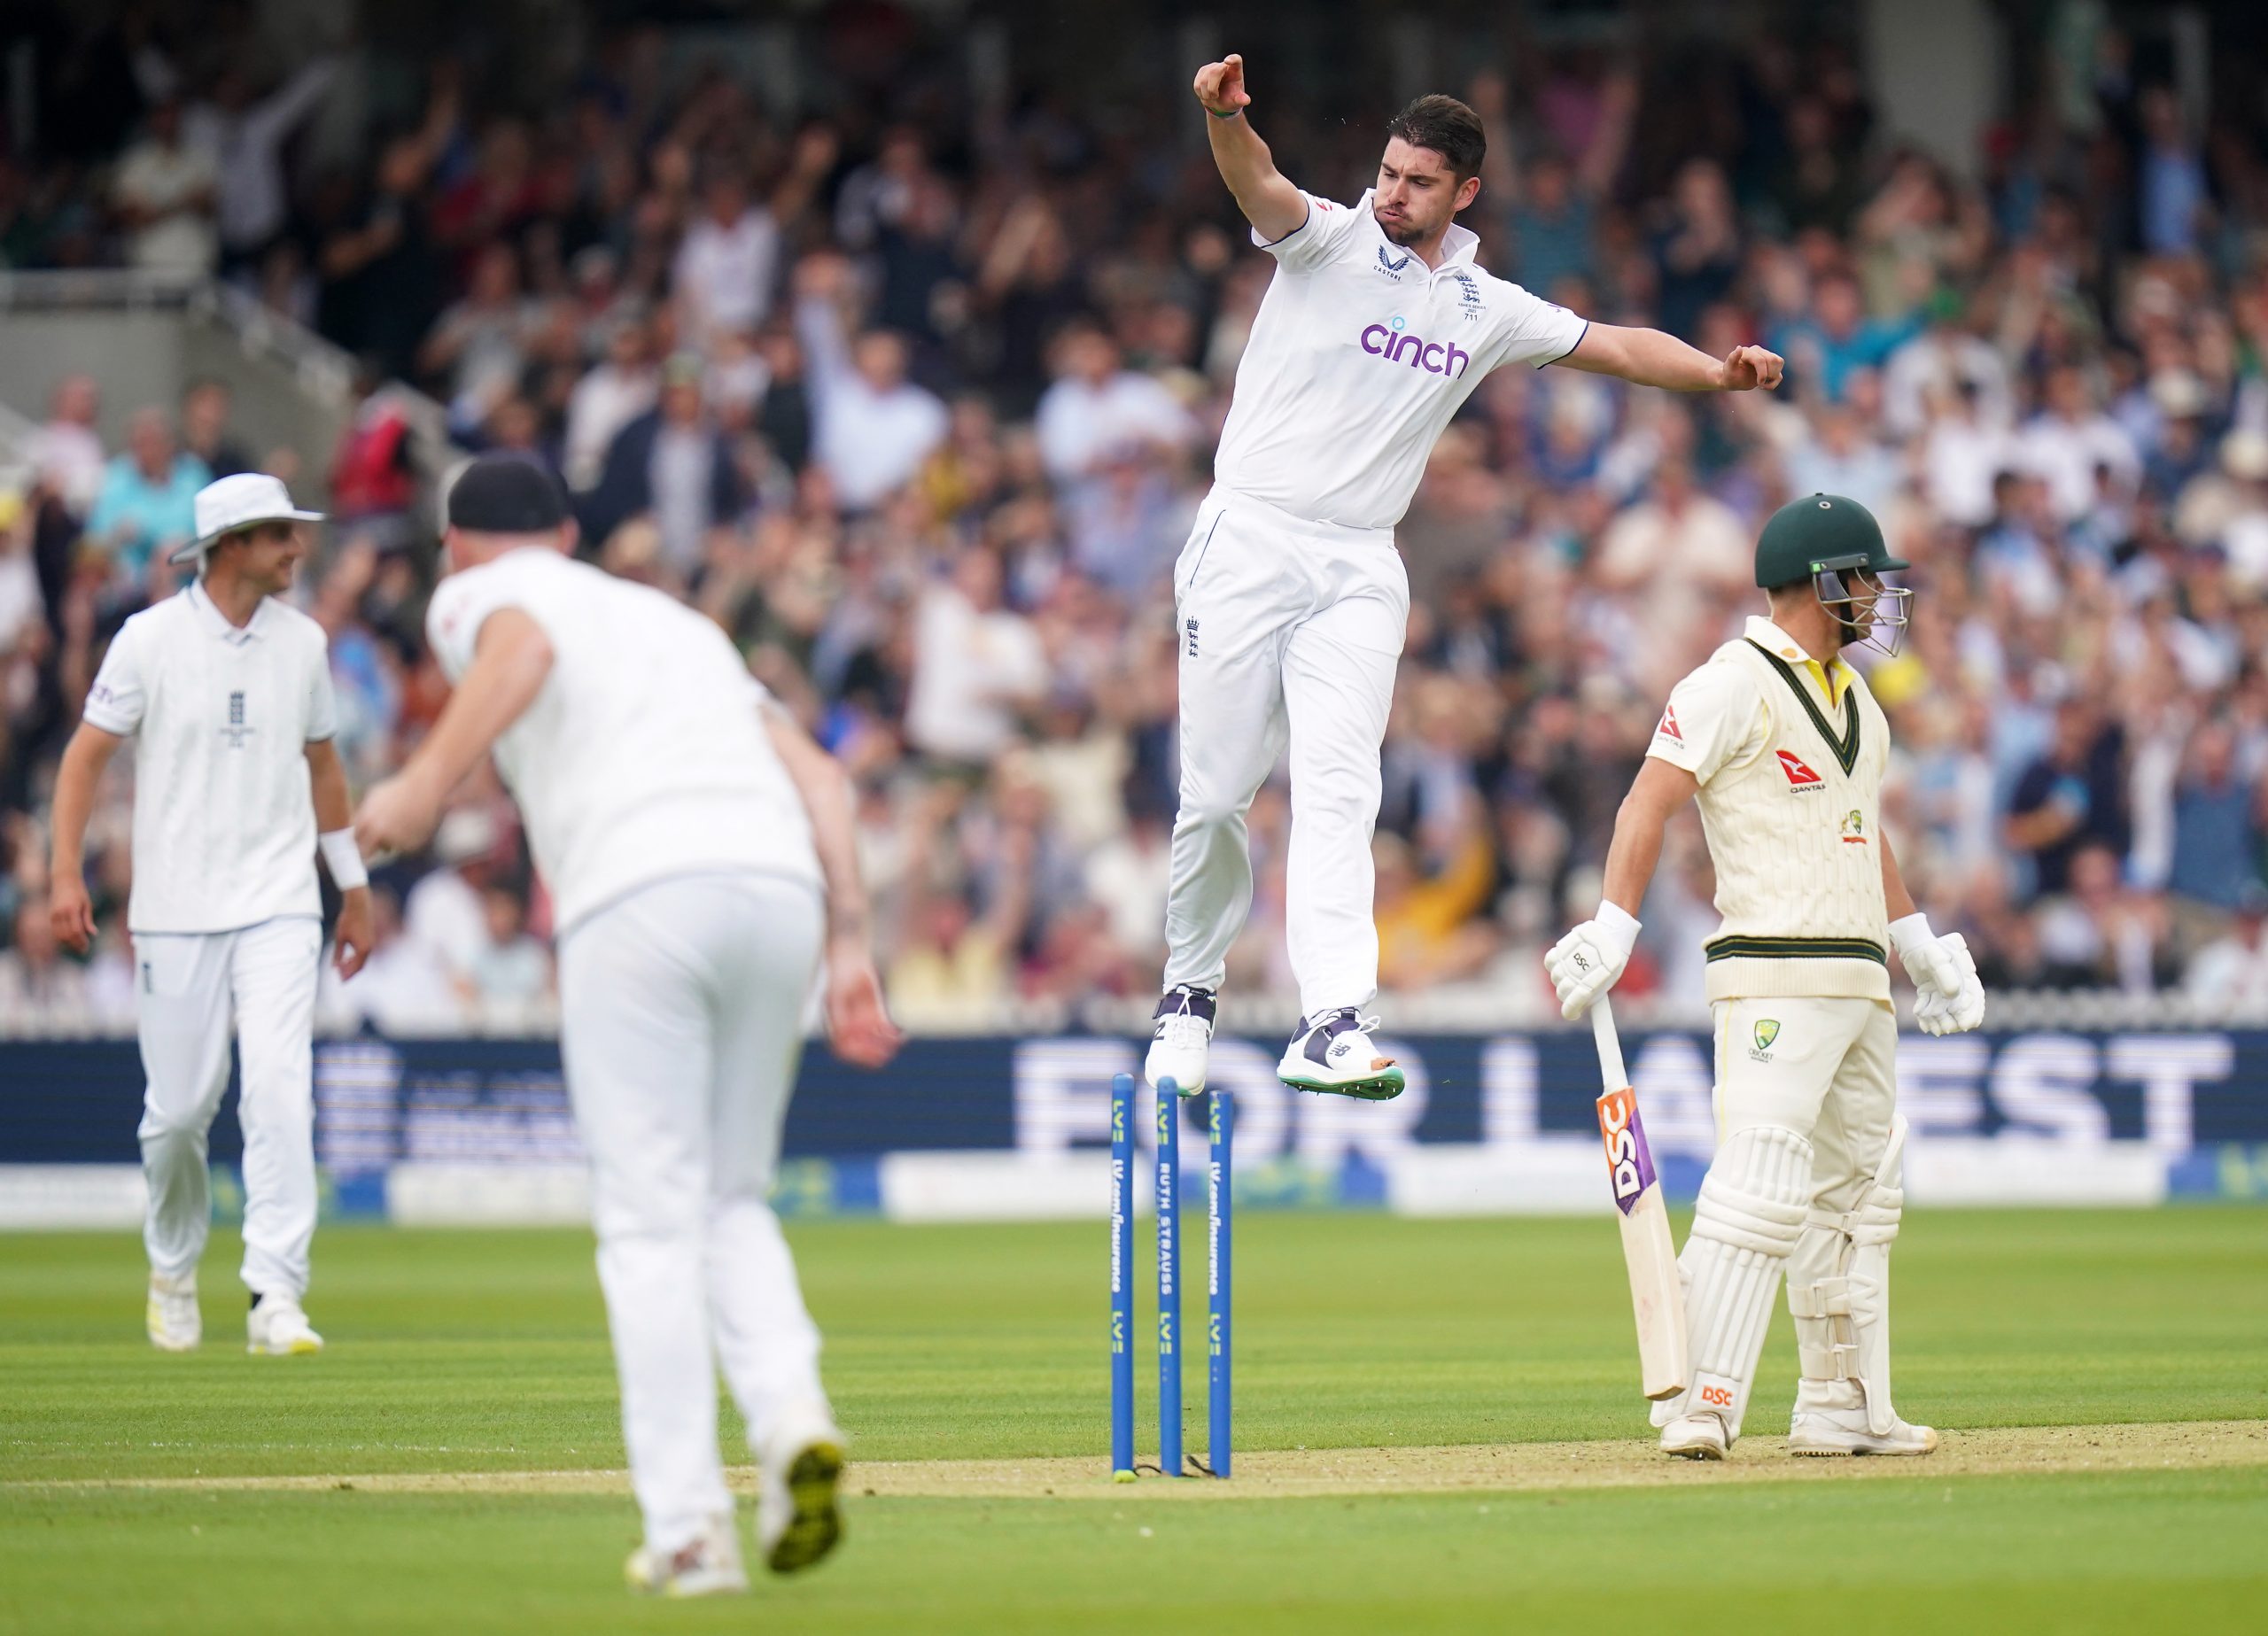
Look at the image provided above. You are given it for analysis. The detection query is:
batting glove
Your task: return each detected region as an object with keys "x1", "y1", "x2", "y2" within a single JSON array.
[
  {"x1": 1889, "y1": 915, "x2": 1985, "y2": 1036},
  {"x1": 1544, "y1": 902, "x2": 1641, "y2": 1020}
]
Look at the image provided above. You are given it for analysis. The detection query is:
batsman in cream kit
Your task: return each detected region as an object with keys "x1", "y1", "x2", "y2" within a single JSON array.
[
  {"x1": 1147, "y1": 53, "x2": 1785, "y2": 1100},
  {"x1": 1548, "y1": 494, "x2": 1987, "y2": 1460}
]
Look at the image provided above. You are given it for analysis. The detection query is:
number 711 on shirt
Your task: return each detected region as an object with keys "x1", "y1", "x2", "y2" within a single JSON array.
[{"x1": 1589, "y1": 997, "x2": 1691, "y2": 1400}]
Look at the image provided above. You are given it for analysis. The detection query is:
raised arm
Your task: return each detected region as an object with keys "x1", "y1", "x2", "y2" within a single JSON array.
[
  {"x1": 1192, "y1": 55, "x2": 1308, "y2": 244},
  {"x1": 1544, "y1": 756, "x2": 1698, "y2": 1019},
  {"x1": 760, "y1": 698, "x2": 903, "y2": 1067},
  {"x1": 353, "y1": 608, "x2": 554, "y2": 858},
  {"x1": 1560, "y1": 323, "x2": 1784, "y2": 392},
  {"x1": 47, "y1": 724, "x2": 124, "y2": 954}
]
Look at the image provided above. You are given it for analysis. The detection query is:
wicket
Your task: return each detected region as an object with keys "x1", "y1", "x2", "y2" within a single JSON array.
[{"x1": 1110, "y1": 1072, "x2": 1232, "y2": 1479}]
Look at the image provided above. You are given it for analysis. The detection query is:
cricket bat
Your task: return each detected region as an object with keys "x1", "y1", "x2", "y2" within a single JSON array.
[{"x1": 1589, "y1": 996, "x2": 1690, "y2": 1400}]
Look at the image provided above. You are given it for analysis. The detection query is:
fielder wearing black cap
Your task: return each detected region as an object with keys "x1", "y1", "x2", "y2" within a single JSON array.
[{"x1": 446, "y1": 452, "x2": 572, "y2": 534}]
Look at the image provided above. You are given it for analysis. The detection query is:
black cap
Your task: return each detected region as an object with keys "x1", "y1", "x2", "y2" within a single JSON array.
[{"x1": 447, "y1": 453, "x2": 569, "y2": 533}]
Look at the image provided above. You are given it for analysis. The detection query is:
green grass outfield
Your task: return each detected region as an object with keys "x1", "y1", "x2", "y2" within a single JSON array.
[{"x1": 2, "y1": 1208, "x2": 2264, "y2": 1633}]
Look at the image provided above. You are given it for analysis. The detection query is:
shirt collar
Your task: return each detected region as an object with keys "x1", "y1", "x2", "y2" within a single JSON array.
[
  {"x1": 1744, "y1": 614, "x2": 1851, "y2": 703},
  {"x1": 188, "y1": 579, "x2": 269, "y2": 646},
  {"x1": 1359, "y1": 190, "x2": 1481, "y2": 271}
]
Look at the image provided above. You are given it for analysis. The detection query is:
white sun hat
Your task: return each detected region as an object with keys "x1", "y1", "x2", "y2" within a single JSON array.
[{"x1": 172, "y1": 472, "x2": 325, "y2": 563}]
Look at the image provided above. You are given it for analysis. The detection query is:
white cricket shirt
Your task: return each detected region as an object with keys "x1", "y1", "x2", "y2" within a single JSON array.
[
  {"x1": 424, "y1": 548, "x2": 820, "y2": 932},
  {"x1": 83, "y1": 582, "x2": 338, "y2": 934},
  {"x1": 1214, "y1": 189, "x2": 1588, "y2": 531}
]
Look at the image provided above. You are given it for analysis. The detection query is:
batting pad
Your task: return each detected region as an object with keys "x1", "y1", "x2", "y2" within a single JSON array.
[
  {"x1": 1673, "y1": 1124, "x2": 1814, "y2": 1440},
  {"x1": 1790, "y1": 1116, "x2": 1907, "y2": 1433}
]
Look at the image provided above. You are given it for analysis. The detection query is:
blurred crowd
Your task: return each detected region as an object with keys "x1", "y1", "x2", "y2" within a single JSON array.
[{"x1": 6, "y1": 9, "x2": 2268, "y2": 1033}]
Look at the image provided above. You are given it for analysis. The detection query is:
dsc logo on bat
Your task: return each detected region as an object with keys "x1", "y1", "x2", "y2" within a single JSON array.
[{"x1": 1596, "y1": 1089, "x2": 1659, "y2": 1216}]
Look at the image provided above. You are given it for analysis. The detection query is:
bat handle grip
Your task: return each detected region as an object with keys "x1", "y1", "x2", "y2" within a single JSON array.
[{"x1": 1590, "y1": 995, "x2": 1628, "y2": 1095}]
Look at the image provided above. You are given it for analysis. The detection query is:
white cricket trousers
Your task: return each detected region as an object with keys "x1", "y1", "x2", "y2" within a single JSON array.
[
  {"x1": 1163, "y1": 485, "x2": 1409, "y2": 1020},
  {"x1": 555, "y1": 871, "x2": 832, "y2": 1555},
  {"x1": 136, "y1": 916, "x2": 322, "y2": 1300},
  {"x1": 1712, "y1": 995, "x2": 1898, "y2": 1206}
]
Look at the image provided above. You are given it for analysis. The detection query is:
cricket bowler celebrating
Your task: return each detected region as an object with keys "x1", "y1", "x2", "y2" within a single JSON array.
[
  {"x1": 1546, "y1": 493, "x2": 1985, "y2": 1459},
  {"x1": 1148, "y1": 54, "x2": 1784, "y2": 1100},
  {"x1": 49, "y1": 472, "x2": 373, "y2": 1356},
  {"x1": 353, "y1": 454, "x2": 901, "y2": 1593}
]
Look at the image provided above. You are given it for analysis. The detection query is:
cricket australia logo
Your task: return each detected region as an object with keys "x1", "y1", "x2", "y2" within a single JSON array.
[
  {"x1": 219, "y1": 689, "x2": 255, "y2": 748},
  {"x1": 1840, "y1": 808, "x2": 1868, "y2": 845},
  {"x1": 1376, "y1": 244, "x2": 1410, "y2": 280},
  {"x1": 1749, "y1": 1019, "x2": 1780, "y2": 1062}
]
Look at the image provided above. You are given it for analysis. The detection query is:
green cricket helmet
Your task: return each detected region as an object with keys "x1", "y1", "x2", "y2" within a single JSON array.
[{"x1": 1754, "y1": 492, "x2": 1913, "y2": 655}]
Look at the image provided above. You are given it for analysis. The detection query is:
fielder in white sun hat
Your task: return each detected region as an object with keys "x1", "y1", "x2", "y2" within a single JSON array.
[{"x1": 174, "y1": 471, "x2": 325, "y2": 565}]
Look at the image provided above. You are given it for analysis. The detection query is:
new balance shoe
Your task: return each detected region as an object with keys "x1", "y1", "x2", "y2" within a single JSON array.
[
  {"x1": 1145, "y1": 984, "x2": 1216, "y2": 1097},
  {"x1": 625, "y1": 1515, "x2": 749, "y2": 1598},
  {"x1": 1788, "y1": 1407, "x2": 1939, "y2": 1457},
  {"x1": 147, "y1": 1273, "x2": 200, "y2": 1353},
  {"x1": 1277, "y1": 1008, "x2": 1405, "y2": 1100},
  {"x1": 1659, "y1": 1412, "x2": 1729, "y2": 1460},
  {"x1": 757, "y1": 1409, "x2": 847, "y2": 1576},
  {"x1": 246, "y1": 1294, "x2": 323, "y2": 1356}
]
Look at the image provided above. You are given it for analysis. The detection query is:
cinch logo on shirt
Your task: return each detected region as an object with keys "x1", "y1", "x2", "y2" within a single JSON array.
[{"x1": 1358, "y1": 316, "x2": 1471, "y2": 378}]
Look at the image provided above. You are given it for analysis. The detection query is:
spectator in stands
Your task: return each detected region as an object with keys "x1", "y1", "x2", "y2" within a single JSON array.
[
  {"x1": 2186, "y1": 883, "x2": 2268, "y2": 1013},
  {"x1": 563, "y1": 318, "x2": 658, "y2": 493},
  {"x1": 2007, "y1": 702, "x2": 2129, "y2": 901},
  {"x1": 29, "y1": 376, "x2": 106, "y2": 517},
  {"x1": 186, "y1": 56, "x2": 338, "y2": 275},
  {"x1": 582, "y1": 353, "x2": 749, "y2": 580},
  {"x1": 2020, "y1": 366, "x2": 2141, "y2": 524},
  {"x1": 1035, "y1": 321, "x2": 1196, "y2": 486},
  {"x1": 468, "y1": 884, "x2": 553, "y2": 1027},
  {"x1": 86, "y1": 408, "x2": 208, "y2": 586},
  {"x1": 905, "y1": 546, "x2": 1046, "y2": 768},
  {"x1": 2167, "y1": 720, "x2": 2263, "y2": 913},
  {"x1": 111, "y1": 97, "x2": 218, "y2": 276},
  {"x1": 794, "y1": 253, "x2": 949, "y2": 511},
  {"x1": 179, "y1": 379, "x2": 253, "y2": 481}
]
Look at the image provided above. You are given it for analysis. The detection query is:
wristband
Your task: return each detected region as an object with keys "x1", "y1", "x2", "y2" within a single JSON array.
[
  {"x1": 1593, "y1": 899, "x2": 1642, "y2": 958},
  {"x1": 1886, "y1": 911, "x2": 1934, "y2": 963},
  {"x1": 320, "y1": 828, "x2": 369, "y2": 892},
  {"x1": 1207, "y1": 105, "x2": 1244, "y2": 120}
]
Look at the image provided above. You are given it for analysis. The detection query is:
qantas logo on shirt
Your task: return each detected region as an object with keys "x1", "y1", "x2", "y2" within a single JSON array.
[
  {"x1": 1358, "y1": 315, "x2": 1471, "y2": 377},
  {"x1": 1776, "y1": 748, "x2": 1825, "y2": 789},
  {"x1": 1656, "y1": 704, "x2": 1683, "y2": 742}
]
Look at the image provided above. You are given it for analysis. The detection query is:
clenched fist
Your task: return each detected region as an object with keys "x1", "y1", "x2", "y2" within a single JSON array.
[
  {"x1": 1720, "y1": 345, "x2": 1784, "y2": 391},
  {"x1": 1193, "y1": 53, "x2": 1251, "y2": 118}
]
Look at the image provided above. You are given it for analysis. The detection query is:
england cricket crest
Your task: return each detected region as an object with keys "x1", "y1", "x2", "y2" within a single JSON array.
[{"x1": 219, "y1": 689, "x2": 255, "y2": 748}]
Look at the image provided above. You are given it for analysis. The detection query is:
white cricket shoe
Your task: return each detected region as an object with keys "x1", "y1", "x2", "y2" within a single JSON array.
[
  {"x1": 1145, "y1": 985, "x2": 1216, "y2": 1097},
  {"x1": 1789, "y1": 1407, "x2": 1939, "y2": 1456},
  {"x1": 246, "y1": 1294, "x2": 324, "y2": 1356},
  {"x1": 757, "y1": 1409, "x2": 847, "y2": 1576},
  {"x1": 1659, "y1": 1412, "x2": 1729, "y2": 1460},
  {"x1": 1278, "y1": 1008, "x2": 1406, "y2": 1100},
  {"x1": 147, "y1": 1273, "x2": 200, "y2": 1352},
  {"x1": 625, "y1": 1515, "x2": 749, "y2": 1598}
]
